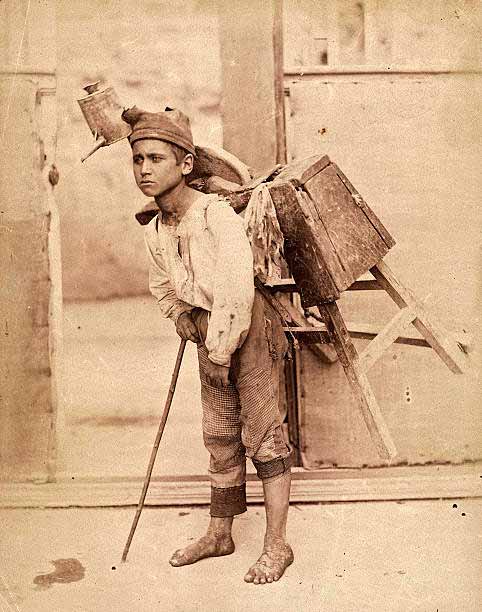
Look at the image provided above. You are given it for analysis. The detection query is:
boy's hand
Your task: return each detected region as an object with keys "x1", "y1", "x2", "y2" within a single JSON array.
[
  {"x1": 204, "y1": 359, "x2": 230, "y2": 388},
  {"x1": 175, "y1": 312, "x2": 200, "y2": 343}
]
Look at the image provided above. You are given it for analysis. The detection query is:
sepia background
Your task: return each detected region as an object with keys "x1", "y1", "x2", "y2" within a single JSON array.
[{"x1": 1, "y1": 1, "x2": 481, "y2": 611}]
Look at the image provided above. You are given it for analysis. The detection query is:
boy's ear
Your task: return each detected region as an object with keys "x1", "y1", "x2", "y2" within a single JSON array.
[{"x1": 181, "y1": 153, "x2": 194, "y2": 176}]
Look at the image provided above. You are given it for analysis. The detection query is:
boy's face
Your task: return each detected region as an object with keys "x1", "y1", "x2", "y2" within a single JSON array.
[{"x1": 132, "y1": 139, "x2": 190, "y2": 198}]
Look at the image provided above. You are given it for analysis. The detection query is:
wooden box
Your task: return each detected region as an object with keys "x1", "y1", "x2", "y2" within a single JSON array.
[{"x1": 268, "y1": 155, "x2": 395, "y2": 306}]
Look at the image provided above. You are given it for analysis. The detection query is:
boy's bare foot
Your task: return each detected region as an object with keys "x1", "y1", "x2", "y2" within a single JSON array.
[
  {"x1": 244, "y1": 539, "x2": 294, "y2": 584},
  {"x1": 169, "y1": 534, "x2": 235, "y2": 567}
]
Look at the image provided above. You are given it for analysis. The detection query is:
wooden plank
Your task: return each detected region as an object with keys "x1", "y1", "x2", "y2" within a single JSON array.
[
  {"x1": 292, "y1": 346, "x2": 303, "y2": 465},
  {"x1": 304, "y1": 164, "x2": 391, "y2": 289},
  {"x1": 347, "y1": 324, "x2": 428, "y2": 346},
  {"x1": 284, "y1": 327, "x2": 330, "y2": 344},
  {"x1": 284, "y1": 65, "x2": 481, "y2": 76},
  {"x1": 411, "y1": 316, "x2": 469, "y2": 374},
  {"x1": 369, "y1": 260, "x2": 413, "y2": 309},
  {"x1": 266, "y1": 278, "x2": 298, "y2": 293},
  {"x1": 2, "y1": 464, "x2": 480, "y2": 508},
  {"x1": 299, "y1": 156, "x2": 331, "y2": 185},
  {"x1": 334, "y1": 163, "x2": 396, "y2": 249},
  {"x1": 358, "y1": 308, "x2": 416, "y2": 374},
  {"x1": 318, "y1": 302, "x2": 398, "y2": 461},
  {"x1": 371, "y1": 261, "x2": 469, "y2": 374},
  {"x1": 283, "y1": 354, "x2": 302, "y2": 466},
  {"x1": 297, "y1": 186, "x2": 355, "y2": 292},
  {"x1": 269, "y1": 182, "x2": 341, "y2": 305}
]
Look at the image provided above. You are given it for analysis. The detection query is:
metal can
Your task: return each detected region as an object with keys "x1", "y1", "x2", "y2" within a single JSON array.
[{"x1": 77, "y1": 82, "x2": 131, "y2": 160}]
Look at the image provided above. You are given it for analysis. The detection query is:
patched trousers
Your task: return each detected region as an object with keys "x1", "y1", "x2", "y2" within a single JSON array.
[{"x1": 192, "y1": 290, "x2": 292, "y2": 517}]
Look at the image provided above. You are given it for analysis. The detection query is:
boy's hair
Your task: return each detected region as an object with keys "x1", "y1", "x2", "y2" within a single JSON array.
[{"x1": 169, "y1": 142, "x2": 191, "y2": 165}]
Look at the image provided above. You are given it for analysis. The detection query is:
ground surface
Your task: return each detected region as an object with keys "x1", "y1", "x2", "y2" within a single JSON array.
[{"x1": 1, "y1": 499, "x2": 480, "y2": 612}]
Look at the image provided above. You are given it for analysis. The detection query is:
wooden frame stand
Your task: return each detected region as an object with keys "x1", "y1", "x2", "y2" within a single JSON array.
[{"x1": 278, "y1": 259, "x2": 470, "y2": 462}]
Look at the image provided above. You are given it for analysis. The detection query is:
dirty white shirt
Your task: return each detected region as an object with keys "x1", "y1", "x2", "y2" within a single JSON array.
[{"x1": 144, "y1": 194, "x2": 255, "y2": 367}]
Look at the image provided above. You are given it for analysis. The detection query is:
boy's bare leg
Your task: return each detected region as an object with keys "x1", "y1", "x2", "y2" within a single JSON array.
[
  {"x1": 169, "y1": 516, "x2": 235, "y2": 566},
  {"x1": 244, "y1": 470, "x2": 293, "y2": 584}
]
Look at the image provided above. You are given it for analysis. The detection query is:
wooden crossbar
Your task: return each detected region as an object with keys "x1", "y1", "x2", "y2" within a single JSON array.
[
  {"x1": 282, "y1": 323, "x2": 469, "y2": 350},
  {"x1": 267, "y1": 278, "x2": 383, "y2": 293},
  {"x1": 358, "y1": 307, "x2": 416, "y2": 374}
]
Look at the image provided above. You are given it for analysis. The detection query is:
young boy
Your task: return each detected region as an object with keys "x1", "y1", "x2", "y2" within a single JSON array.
[{"x1": 123, "y1": 106, "x2": 293, "y2": 584}]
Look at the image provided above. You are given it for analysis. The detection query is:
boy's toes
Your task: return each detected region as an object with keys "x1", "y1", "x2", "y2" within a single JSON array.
[
  {"x1": 244, "y1": 545, "x2": 293, "y2": 584},
  {"x1": 253, "y1": 570, "x2": 264, "y2": 585},
  {"x1": 244, "y1": 568, "x2": 256, "y2": 583},
  {"x1": 169, "y1": 550, "x2": 185, "y2": 566}
]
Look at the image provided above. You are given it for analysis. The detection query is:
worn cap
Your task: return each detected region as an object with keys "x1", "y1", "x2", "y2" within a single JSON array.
[{"x1": 122, "y1": 106, "x2": 196, "y2": 155}]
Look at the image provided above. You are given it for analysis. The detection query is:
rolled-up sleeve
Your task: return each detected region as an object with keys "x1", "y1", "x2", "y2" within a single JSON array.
[
  {"x1": 204, "y1": 203, "x2": 254, "y2": 366},
  {"x1": 144, "y1": 230, "x2": 193, "y2": 323}
]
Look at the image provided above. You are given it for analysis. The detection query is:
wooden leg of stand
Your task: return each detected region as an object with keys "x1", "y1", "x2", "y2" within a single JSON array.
[
  {"x1": 371, "y1": 261, "x2": 468, "y2": 374},
  {"x1": 318, "y1": 302, "x2": 398, "y2": 461}
]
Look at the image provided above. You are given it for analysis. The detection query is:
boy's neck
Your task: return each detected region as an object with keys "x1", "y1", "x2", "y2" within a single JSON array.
[{"x1": 155, "y1": 182, "x2": 199, "y2": 225}]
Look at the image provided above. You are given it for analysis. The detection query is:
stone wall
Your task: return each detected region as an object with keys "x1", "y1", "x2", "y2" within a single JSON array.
[{"x1": 1, "y1": 1, "x2": 60, "y2": 481}]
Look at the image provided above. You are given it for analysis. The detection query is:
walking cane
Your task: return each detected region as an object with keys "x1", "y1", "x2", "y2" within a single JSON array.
[{"x1": 121, "y1": 338, "x2": 187, "y2": 562}]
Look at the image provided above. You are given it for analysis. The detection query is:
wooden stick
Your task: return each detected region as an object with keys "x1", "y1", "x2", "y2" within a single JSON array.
[{"x1": 121, "y1": 338, "x2": 187, "y2": 562}]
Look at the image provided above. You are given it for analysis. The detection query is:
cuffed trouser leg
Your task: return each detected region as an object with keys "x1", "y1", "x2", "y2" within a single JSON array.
[
  {"x1": 232, "y1": 292, "x2": 293, "y2": 483},
  {"x1": 210, "y1": 483, "x2": 247, "y2": 517},
  {"x1": 208, "y1": 458, "x2": 247, "y2": 517},
  {"x1": 197, "y1": 343, "x2": 248, "y2": 517},
  {"x1": 252, "y1": 449, "x2": 293, "y2": 481},
  {"x1": 248, "y1": 419, "x2": 293, "y2": 484}
]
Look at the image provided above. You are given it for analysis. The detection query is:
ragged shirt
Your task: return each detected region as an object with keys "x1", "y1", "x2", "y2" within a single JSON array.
[{"x1": 144, "y1": 193, "x2": 255, "y2": 367}]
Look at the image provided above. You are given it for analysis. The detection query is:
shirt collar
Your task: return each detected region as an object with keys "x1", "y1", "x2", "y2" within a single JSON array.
[
  {"x1": 176, "y1": 194, "x2": 218, "y2": 235},
  {"x1": 154, "y1": 193, "x2": 218, "y2": 236}
]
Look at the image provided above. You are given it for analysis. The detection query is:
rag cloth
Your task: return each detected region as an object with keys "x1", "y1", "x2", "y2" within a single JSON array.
[{"x1": 243, "y1": 184, "x2": 284, "y2": 284}]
